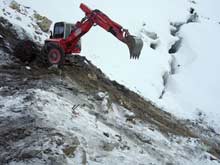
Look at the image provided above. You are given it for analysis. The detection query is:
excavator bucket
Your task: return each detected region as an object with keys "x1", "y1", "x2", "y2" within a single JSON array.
[{"x1": 125, "y1": 35, "x2": 143, "y2": 59}]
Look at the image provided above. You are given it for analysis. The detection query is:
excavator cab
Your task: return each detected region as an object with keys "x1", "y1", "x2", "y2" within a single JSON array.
[
  {"x1": 52, "y1": 22, "x2": 74, "y2": 39},
  {"x1": 50, "y1": 22, "x2": 81, "y2": 52}
]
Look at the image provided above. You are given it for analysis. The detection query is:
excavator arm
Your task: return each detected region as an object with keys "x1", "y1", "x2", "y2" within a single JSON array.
[
  {"x1": 14, "y1": 3, "x2": 143, "y2": 65},
  {"x1": 62, "y1": 3, "x2": 143, "y2": 59}
]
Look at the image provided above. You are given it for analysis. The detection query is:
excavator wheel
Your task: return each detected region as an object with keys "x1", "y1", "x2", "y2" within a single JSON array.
[
  {"x1": 41, "y1": 42, "x2": 65, "y2": 67},
  {"x1": 14, "y1": 40, "x2": 39, "y2": 63}
]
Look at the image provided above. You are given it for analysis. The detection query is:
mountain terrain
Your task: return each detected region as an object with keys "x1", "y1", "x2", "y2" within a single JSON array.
[{"x1": 0, "y1": 0, "x2": 220, "y2": 164}]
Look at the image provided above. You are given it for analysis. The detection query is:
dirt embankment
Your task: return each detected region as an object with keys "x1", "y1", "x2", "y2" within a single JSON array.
[{"x1": 0, "y1": 17, "x2": 220, "y2": 159}]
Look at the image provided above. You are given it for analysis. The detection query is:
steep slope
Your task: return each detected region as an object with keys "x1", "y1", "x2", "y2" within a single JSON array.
[
  {"x1": 15, "y1": 0, "x2": 220, "y2": 133},
  {"x1": 0, "y1": 1, "x2": 220, "y2": 165}
]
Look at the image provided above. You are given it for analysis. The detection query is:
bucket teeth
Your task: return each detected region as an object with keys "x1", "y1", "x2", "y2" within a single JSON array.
[{"x1": 125, "y1": 35, "x2": 143, "y2": 59}]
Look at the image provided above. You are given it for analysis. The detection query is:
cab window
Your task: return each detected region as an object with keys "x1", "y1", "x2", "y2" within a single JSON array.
[{"x1": 53, "y1": 24, "x2": 64, "y2": 38}]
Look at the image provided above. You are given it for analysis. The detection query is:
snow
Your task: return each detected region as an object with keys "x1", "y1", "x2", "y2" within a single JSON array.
[
  {"x1": 1, "y1": 86, "x2": 218, "y2": 164},
  {"x1": 2, "y1": 0, "x2": 220, "y2": 146},
  {"x1": 194, "y1": 0, "x2": 220, "y2": 22},
  {"x1": 25, "y1": 66, "x2": 31, "y2": 70},
  {"x1": 0, "y1": 0, "x2": 48, "y2": 43},
  {"x1": 0, "y1": 90, "x2": 27, "y2": 117},
  {"x1": 1, "y1": 0, "x2": 220, "y2": 163},
  {"x1": 159, "y1": 22, "x2": 220, "y2": 132},
  {"x1": 0, "y1": 49, "x2": 12, "y2": 65}
]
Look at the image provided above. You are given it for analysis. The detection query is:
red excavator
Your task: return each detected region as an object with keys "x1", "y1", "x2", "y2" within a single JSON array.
[{"x1": 15, "y1": 3, "x2": 143, "y2": 66}]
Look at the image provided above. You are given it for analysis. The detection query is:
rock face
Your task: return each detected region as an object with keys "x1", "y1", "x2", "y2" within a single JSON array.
[
  {"x1": 9, "y1": 1, "x2": 21, "y2": 12},
  {"x1": 8, "y1": 0, "x2": 52, "y2": 33},
  {"x1": 34, "y1": 13, "x2": 52, "y2": 32},
  {"x1": 1, "y1": 0, "x2": 51, "y2": 44},
  {"x1": 0, "y1": 1, "x2": 220, "y2": 165}
]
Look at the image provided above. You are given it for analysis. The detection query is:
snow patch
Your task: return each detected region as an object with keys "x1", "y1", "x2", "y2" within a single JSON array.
[{"x1": 0, "y1": 0, "x2": 50, "y2": 43}]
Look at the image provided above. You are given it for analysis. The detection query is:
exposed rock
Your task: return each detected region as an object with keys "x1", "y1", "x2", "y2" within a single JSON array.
[
  {"x1": 102, "y1": 141, "x2": 118, "y2": 151},
  {"x1": 62, "y1": 136, "x2": 80, "y2": 157},
  {"x1": 10, "y1": 0, "x2": 52, "y2": 33},
  {"x1": 34, "y1": 13, "x2": 52, "y2": 32},
  {"x1": 9, "y1": 0, "x2": 21, "y2": 13}
]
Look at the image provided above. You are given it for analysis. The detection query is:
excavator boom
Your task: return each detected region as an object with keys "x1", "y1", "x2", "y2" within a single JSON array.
[
  {"x1": 82, "y1": 3, "x2": 143, "y2": 59},
  {"x1": 62, "y1": 3, "x2": 143, "y2": 59}
]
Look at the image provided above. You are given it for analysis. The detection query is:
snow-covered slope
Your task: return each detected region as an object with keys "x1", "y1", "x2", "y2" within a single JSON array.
[
  {"x1": 15, "y1": 0, "x2": 220, "y2": 132},
  {"x1": 0, "y1": 0, "x2": 50, "y2": 43},
  {"x1": 1, "y1": 79, "x2": 219, "y2": 164},
  {"x1": 160, "y1": 21, "x2": 220, "y2": 132},
  {"x1": 1, "y1": 0, "x2": 220, "y2": 164}
]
